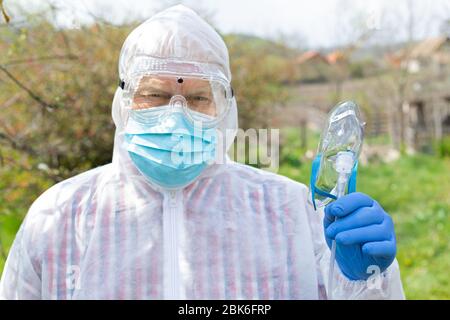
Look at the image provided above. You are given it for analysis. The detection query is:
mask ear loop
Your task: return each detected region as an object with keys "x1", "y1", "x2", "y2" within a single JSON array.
[{"x1": 310, "y1": 155, "x2": 321, "y2": 210}]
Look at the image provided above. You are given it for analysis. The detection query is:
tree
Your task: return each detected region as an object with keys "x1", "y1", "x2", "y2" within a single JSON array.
[
  {"x1": 225, "y1": 34, "x2": 292, "y2": 130},
  {"x1": 1, "y1": 10, "x2": 134, "y2": 181},
  {"x1": 0, "y1": 0, "x2": 10, "y2": 23}
]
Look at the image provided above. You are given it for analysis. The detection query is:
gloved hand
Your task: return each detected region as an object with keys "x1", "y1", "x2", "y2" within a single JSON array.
[{"x1": 324, "y1": 192, "x2": 397, "y2": 281}]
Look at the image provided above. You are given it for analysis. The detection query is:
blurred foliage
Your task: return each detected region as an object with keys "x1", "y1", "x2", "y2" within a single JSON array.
[
  {"x1": 0, "y1": 16, "x2": 132, "y2": 181},
  {"x1": 0, "y1": 0, "x2": 10, "y2": 23},
  {"x1": 225, "y1": 34, "x2": 294, "y2": 129},
  {"x1": 278, "y1": 127, "x2": 320, "y2": 167},
  {"x1": 434, "y1": 137, "x2": 450, "y2": 158}
]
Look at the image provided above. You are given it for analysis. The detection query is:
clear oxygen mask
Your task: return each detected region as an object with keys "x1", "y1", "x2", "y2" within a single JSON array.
[{"x1": 310, "y1": 101, "x2": 365, "y2": 209}]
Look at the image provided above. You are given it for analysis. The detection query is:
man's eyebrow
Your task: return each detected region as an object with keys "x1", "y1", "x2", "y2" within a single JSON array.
[
  {"x1": 185, "y1": 89, "x2": 212, "y2": 96},
  {"x1": 136, "y1": 86, "x2": 172, "y2": 95}
]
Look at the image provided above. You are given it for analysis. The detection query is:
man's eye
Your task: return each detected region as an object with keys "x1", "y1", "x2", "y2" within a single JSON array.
[{"x1": 191, "y1": 96, "x2": 210, "y2": 102}]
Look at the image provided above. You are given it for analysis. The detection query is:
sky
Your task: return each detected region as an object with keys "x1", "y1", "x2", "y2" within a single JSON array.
[{"x1": 11, "y1": 0, "x2": 450, "y2": 49}]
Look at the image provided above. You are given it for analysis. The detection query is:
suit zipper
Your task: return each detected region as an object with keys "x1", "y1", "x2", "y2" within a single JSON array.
[{"x1": 165, "y1": 190, "x2": 181, "y2": 299}]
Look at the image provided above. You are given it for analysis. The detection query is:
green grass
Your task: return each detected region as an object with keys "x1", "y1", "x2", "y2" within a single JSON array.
[
  {"x1": 359, "y1": 155, "x2": 450, "y2": 299},
  {"x1": 365, "y1": 134, "x2": 393, "y2": 146},
  {"x1": 0, "y1": 214, "x2": 23, "y2": 272},
  {"x1": 280, "y1": 154, "x2": 450, "y2": 300}
]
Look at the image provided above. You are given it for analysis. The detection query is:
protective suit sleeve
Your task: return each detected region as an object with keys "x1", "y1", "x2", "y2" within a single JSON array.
[
  {"x1": 0, "y1": 219, "x2": 42, "y2": 300},
  {"x1": 0, "y1": 184, "x2": 60, "y2": 300},
  {"x1": 304, "y1": 186, "x2": 406, "y2": 300}
]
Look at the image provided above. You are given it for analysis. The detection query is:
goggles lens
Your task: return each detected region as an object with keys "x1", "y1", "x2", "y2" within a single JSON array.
[{"x1": 128, "y1": 74, "x2": 232, "y2": 125}]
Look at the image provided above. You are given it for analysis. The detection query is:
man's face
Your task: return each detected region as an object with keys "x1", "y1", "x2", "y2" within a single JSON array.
[{"x1": 132, "y1": 75, "x2": 217, "y2": 117}]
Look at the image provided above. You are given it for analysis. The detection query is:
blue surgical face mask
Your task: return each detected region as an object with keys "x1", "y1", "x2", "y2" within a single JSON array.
[{"x1": 124, "y1": 106, "x2": 217, "y2": 189}]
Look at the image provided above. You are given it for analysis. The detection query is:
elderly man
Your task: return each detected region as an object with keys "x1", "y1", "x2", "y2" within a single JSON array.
[{"x1": 0, "y1": 5, "x2": 404, "y2": 300}]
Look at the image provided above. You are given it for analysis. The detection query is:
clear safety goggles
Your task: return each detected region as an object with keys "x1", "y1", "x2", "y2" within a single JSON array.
[{"x1": 120, "y1": 57, "x2": 234, "y2": 127}]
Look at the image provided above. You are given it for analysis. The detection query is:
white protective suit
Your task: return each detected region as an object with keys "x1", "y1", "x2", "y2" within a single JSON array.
[{"x1": 0, "y1": 5, "x2": 405, "y2": 300}]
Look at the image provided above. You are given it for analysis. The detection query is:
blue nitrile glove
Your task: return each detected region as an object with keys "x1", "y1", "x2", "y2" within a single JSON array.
[{"x1": 324, "y1": 192, "x2": 397, "y2": 281}]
